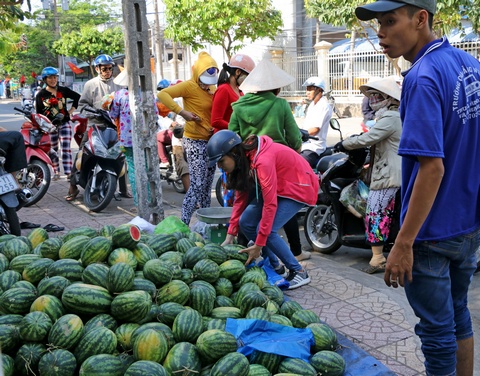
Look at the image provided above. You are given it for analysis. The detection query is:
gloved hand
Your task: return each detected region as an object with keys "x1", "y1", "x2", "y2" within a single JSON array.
[{"x1": 334, "y1": 141, "x2": 346, "y2": 153}]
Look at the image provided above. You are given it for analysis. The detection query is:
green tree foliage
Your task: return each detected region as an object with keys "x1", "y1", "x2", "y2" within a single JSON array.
[
  {"x1": 53, "y1": 26, "x2": 124, "y2": 75},
  {"x1": 163, "y1": 0, "x2": 283, "y2": 59},
  {"x1": 0, "y1": 0, "x2": 33, "y2": 54},
  {"x1": 305, "y1": 0, "x2": 480, "y2": 38}
]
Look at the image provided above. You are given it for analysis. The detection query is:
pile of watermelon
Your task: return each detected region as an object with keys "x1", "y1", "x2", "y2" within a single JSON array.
[{"x1": 0, "y1": 222, "x2": 346, "y2": 376}]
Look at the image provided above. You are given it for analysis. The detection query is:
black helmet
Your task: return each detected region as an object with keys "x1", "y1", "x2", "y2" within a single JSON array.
[{"x1": 207, "y1": 130, "x2": 242, "y2": 167}]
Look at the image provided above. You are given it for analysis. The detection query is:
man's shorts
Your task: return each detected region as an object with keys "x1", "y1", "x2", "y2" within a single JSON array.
[{"x1": 172, "y1": 145, "x2": 188, "y2": 178}]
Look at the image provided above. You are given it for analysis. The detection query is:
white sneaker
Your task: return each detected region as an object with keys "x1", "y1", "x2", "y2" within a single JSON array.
[
  {"x1": 286, "y1": 270, "x2": 311, "y2": 290},
  {"x1": 295, "y1": 250, "x2": 311, "y2": 261},
  {"x1": 160, "y1": 162, "x2": 171, "y2": 168}
]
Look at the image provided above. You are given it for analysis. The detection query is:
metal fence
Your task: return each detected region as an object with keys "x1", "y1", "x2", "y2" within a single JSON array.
[{"x1": 279, "y1": 40, "x2": 480, "y2": 100}]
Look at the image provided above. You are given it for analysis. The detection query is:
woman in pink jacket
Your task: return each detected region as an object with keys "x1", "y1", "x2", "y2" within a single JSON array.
[{"x1": 207, "y1": 130, "x2": 318, "y2": 289}]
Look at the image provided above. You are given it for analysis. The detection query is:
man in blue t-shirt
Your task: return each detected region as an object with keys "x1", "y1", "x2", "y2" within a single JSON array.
[{"x1": 356, "y1": 0, "x2": 480, "y2": 375}]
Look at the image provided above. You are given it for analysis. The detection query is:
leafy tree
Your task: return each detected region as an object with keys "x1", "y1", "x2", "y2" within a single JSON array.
[
  {"x1": 0, "y1": 0, "x2": 33, "y2": 53},
  {"x1": 53, "y1": 25, "x2": 124, "y2": 75},
  {"x1": 305, "y1": 0, "x2": 480, "y2": 39},
  {"x1": 163, "y1": 0, "x2": 283, "y2": 59}
]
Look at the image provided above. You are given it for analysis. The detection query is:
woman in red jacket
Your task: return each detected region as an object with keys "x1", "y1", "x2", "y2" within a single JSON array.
[
  {"x1": 211, "y1": 54, "x2": 255, "y2": 132},
  {"x1": 207, "y1": 130, "x2": 318, "y2": 290}
]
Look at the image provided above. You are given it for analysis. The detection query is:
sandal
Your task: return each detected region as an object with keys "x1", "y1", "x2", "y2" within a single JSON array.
[
  {"x1": 52, "y1": 173, "x2": 60, "y2": 181},
  {"x1": 363, "y1": 263, "x2": 386, "y2": 274},
  {"x1": 43, "y1": 224, "x2": 65, "y2": 232},
  {"x1": 20, "y1": 222, "x2": 41, "y2": 229},
  {"x1": 65, "y1": 188, "x2": 80, "y2": 202},
  {"x1": 120, "y1": 191, "x2": 133, "y2": 198}
]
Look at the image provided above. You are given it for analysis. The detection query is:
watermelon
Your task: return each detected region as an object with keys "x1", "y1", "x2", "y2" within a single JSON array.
[
  {"x1": 193, "y1": 258, "x2": 220, "y2": 283},
  {"x1": 131, "y1": 278, "x2": 157, "y2": 298},
  {"x1": 58, "y1": 235, "x2": 91, "y2": 260},
  {"x1": 30, "y1": 294, "x2": 66, "y2": 321},
  {"x1": 246, "y1": 307, "x2": 270, "y2": 321},
  {"x1": 2, "y1": 238, "x2": 30, "y2": 261},
  {"x1": 0, "y1": 270, "x2": 22, "y2": 291},
  {"x1": 0, "y1": 287, "x2": 37, "y2": 314},
  {"x1": 270, "y1": 314, "x2": 292, "y2": 327},
  {"x1": 210, "y1": 306, "x2": 242, "y2": 319},
  {"x1": 0, "y1": 314, "x2": 23, "y2": 326},
  {"x1": 278, "y1": 357, "x2": 317, "y2": 376},
  {"x1": 125, "y1": 360, "x2": 168, "y2": 376},
  {"x1": 22, "y1": 258, "x2": 54, "y2": 284},
  {"x1": 249, "y1": 350, "x2": 283, "y2": 374},
  {"x1": 247, "y1": 364, "x2": 271, "y2": 376},
  {"x1": 133, "y1": 328, "x2": 169, "y2": 363},
  {"x1": 1, "y1": 353, "x2": 14, "y2": 376},
  {"x1": 37, "y1": 275, "x2": 71, "y2": 298},
  {"x1": 291, "y1": 309, "x2": 321, "y2": 328},
  {"x1": 47, "y1": 258, "x2": 84, "y2": 281},
  {"x1": 112, "y1": 224, "x2": 141, "y2": 250},
  {"x1": 172, "y1": 308, "x2": 204, "y2": 343},
  {"x1": 99, "y1": 224, "x2": 115, "y2": 237},
  {"x1": 145, "y1": 233, "x2": 177, "y2": 255},
  {"x1": 261, "y1": 285, "x2": 284, "y2": 306},
  {"x1": 162, "y1": 342, "x2": 202, "y2": 375},
  {"x1": 183, "y1": 246, "x2": 208, "y2": 269},
  {"x1": 156, "y1": 279, "x2": 190, "y2": 305},
  {"x1": 115, "y1": 323, "x2": 140, "y2": 351},
  {"x1": 80, "y1": 236, "x2": 113, "y2": 266},
  {"x1": 219, "y1": 259, "x2": 246, "y2": 282},
  {"x1": 196, "y1": 329, "x2": 238, "y2": 364},
  {"x1": 279, "y1": 300, "x2": 303, "y2": 319},
  {"x1": 110, "y1": 290, "x2": 152, "y2": 323},
  {"x1": 157, "y1": 302, "x2": 187, "y2": 326},
  {"x1": 0, "y1": 324, "x2": 20, "y2": 353},
  {"x1": 62, "y1": 226, "x2": 98, "y2": 242},
  {"x1": 61, "y1": 283, "x2": 113, "y2": 315},
  {"x1": 159, "y1": 251, "x2": 184, "y2": 267},
  {"x1": 48, "y1": 314, "x2": 84, "y2": 350},
  {"x1": 38, "y1": 237, "x2": 63, "y2": 260},
  {"x1": 179, "y1": 268, "x2": 195, "y2": 284},
  {"x1": 143, "y1": 259, "x2": 175, "y2": 286},
  {"x1": 108, "y1": 248, "x2": 138, "y2": 269},
  {"x1": 131, "y1": 243, "x2": 157, "y2": 270},
  {"x1": 239, "y1": 270, "x2": 266, "y2": 289},
  {"x1": 223, "y1": 244, "x2": 249, "y2": 263},
  {"x1": 27, "y1": 227, "x2": 49, "y2": 248},
  {"x1": 308, "y1": 323, "x2": 338, "y2": 352},
  {"x1": 239, "y1": 290, "x2": 269, "y2": 316},
  {"x1": 205, "y1": 318, "x2": 226, "y2": 331},
  {"x1": 214, "y1": 277, "x2": 233, "y2": 297},
  {"x1": 175, "y1": 238, "x2": 196, "y2": 254},
  {"x1": 73, "y1": 327, "x2": 118, "y2": 365},
  {"x1": 106, "y1": 262, "x2": 135, "y2": 294},
  {"x1": 203, "y1": 243, "x2": 228, "y2": 265},
  {"x1": 78, "y1": 354, "x2": 124, "y2": 376},
  {"x1": 0, "y1": 252, "x2": 9, "y2": 273},
  {"x1": 215, "y1": 294, "x2": 234, "y2": 308},
  {"x1": 38, "y1": 349, "x2": 77, "y2": 376},
  {"x1": 14, "y1": 342, "x2": 47, "y2": 376},
  {"x1": 9, "y1": 254, "x2": 41, "y2": 274},
  {"x1": 131, "y1": 322, "x2": 175, "y2": 350},
  {"x1": 190, "y1": 283, "x2": 215, "y2": 316},
  {"x1": 211, "y1": 352, "x2": 250, "y2": 376},
  {"x1": 84, "y1": 313, "x2": 118, "y2": 333},
  {"x1": 81, "y1": 262, "x2": 109, "y2": 288},
  {"x1": 309, "y1": 350, "x2": 346, "y2": 376}
]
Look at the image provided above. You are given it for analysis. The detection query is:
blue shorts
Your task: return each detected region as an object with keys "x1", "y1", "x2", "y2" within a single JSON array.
[{"x1": 404, "y1": 226, "x2": 480, "y2": 376}]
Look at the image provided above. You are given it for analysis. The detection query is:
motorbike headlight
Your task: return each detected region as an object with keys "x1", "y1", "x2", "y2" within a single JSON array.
[{"x1": 35, "y1": 114, "x2": 56, "y2": 133}]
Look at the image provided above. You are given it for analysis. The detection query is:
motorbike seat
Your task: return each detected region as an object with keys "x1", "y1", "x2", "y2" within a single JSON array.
[{"x1": 316, "y1": 153, "x2": 346, "y2": 174}]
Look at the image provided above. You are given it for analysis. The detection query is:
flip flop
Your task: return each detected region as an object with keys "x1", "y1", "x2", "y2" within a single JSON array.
[
  {"x1": 20, "y1": 222, "x2": 41, "y2": 229},
  {"x1": 43, "y1": 224, "x2": 65, "y2": 232},
  {"x1": 363, "y1": 263, "x2": 386, "y2": 274},
  {"x1": 120, "y1": 191, "x2": 133, "y2": 198},
  {"x1": 65, "y1": 188, "x2": 80, "y2": 202}
]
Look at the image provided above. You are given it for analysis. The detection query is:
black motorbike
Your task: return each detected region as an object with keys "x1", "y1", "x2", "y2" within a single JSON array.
[
  {"x1": 0, "y1": 148, "x2": 32, "y2": 235},
  {"x1": 73, "y1": 108, "x2": 126, "y2": 212},
  {"x1": 303, "y1": 119, "x2": 400, "y2": 254}
]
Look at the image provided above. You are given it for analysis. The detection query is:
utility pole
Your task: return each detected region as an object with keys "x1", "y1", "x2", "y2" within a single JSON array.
[
  {"x1": 172, "y1": 42, "x2": 179, "y2": 79},
  {"x1": 122, "y1": 0, "x2": 164, "y2": 224},
  {"x1": 53, "y1": 0, "x2": 64, "y2": 83},
  {"x1": 153, "y1": 0, "x2": 164, "y2": 81}
]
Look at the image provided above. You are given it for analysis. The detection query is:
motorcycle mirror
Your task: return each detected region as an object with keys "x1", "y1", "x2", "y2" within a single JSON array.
[{"x1": 329, "y1": 118, "x2": 343, "y2": 140}]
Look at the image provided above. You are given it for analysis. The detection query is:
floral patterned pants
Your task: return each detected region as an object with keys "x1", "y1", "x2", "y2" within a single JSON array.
[{"x1": 365, "y1": 187, "x2": 399, "y2": 245}]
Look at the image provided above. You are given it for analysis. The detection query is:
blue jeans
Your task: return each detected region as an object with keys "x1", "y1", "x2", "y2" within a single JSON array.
[
  {"x1": 404, "y1": 226, "x2": 480, "y2": 376},
  {"x1": 239, "y1": 196, "x2": 304, "y2": 271}
]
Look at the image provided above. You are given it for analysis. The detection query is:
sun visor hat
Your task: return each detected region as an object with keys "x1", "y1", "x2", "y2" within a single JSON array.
[
  {"x1": 355, "y1": 0, "x2": 437, "y2": 20},
  {"x1": 199, "y1": 67, "x2": 218, "y2": 85}
]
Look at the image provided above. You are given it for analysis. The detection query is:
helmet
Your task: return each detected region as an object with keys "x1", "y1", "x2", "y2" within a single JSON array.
[
  {"x1": 41, "y1": 67, "x2": 59, "y2": 80},
  {"x1": 207, "y1": 130, "x2": 242, "y2": 167},
  {"x1": 227, "y1": 54, "x2": 255, "y2": 74},
  {"x1": 302, "y1": 76, "x2": 326, "y2": 91},
  {"x1": 94, "y1": 54, "x2": 115, "y2": 67},
  {"x1": 157, "y1": 79, "x2": 171, "y2": 90}
]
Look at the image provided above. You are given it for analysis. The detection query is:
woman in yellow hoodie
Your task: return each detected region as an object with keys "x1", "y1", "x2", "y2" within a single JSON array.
[{"x1": 157, "y1": 52, "x2": 219, "y2": 224}]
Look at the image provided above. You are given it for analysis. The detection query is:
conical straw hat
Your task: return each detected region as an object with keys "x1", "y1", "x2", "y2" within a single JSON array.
[{"x1": 239, "y1": 58, "x2": 295, "y2": 93}]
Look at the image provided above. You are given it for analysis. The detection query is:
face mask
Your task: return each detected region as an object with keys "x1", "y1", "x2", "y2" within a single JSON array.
[
  {"x1": 369, "y1": 93, "x2": 389, "y2": 112},
  {"x1": 236, "y1": 73, "x2": 247, "y2": 86}
]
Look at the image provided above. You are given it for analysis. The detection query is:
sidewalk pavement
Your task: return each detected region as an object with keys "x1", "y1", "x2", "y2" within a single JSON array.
[{"x1": 15, "y1": 116, "x2": 480, "y2": 376}]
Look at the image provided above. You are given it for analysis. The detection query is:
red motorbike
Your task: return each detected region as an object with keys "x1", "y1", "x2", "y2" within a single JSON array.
[{"x1": 14, "y1": 107, "x2": 56, "y2": 206}]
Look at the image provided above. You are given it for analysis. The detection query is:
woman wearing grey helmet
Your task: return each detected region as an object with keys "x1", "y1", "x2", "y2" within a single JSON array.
[{"x1": 207, "y1": 130, "x2": 318, "y2": 290}]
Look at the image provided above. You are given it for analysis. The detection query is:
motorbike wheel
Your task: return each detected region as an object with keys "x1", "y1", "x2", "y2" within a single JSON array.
[
  {"x1": 83, "y1": 171, "x2": 117, "y2": 213},
  {"x1": 0, "y1": 202, "x2": 21, "y2": 236},
  {"x1": 21, "y1": 160, "x2": 51, "y2": 207},
  {"x1": 173, "y1": 179, "x2": 185, "y2": 194},
  {"x1": 304, "y1": 202, "x2": 341, "y2": 254},
  {"x1": 215, "y1": 174, "x2": 235, "y2": 207}
]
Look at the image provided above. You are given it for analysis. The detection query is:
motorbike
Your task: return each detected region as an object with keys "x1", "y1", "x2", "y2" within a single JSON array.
[
  {"x1": 72, "y1": 108, "x2": 126, "y2": 213},
  {"x1": 14, "y1": 106, "x2": 56, "y2": 206},
  {"x1": 303, "y1": 118, "x2": 399, "y2": 254},
  {"x1": 0, "y1": 148, "x2": 32, "y2": 235}
]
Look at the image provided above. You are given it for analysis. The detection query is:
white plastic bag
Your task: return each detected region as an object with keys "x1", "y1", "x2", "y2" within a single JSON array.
[{"x1": 339, "y1": 179, "x2": 369, "y2": 218}]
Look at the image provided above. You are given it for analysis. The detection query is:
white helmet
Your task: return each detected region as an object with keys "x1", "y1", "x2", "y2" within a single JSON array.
[{"x1": 302, "y1": 76, "x2": 326, "y2": 91}]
